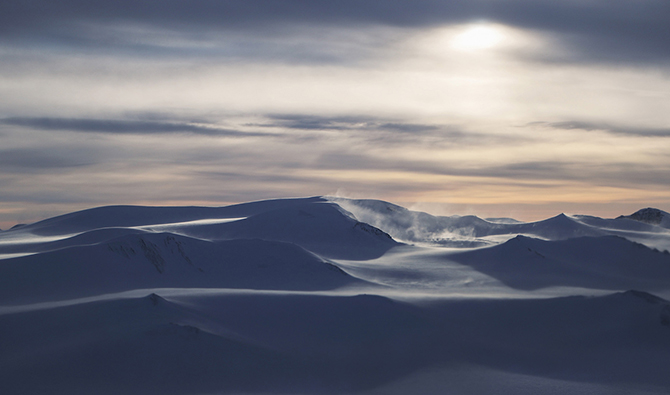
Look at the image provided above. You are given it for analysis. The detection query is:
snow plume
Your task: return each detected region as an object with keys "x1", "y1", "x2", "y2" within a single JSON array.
[{"x1": 326, "y1": 196, "x2": 494, "y2": 247}]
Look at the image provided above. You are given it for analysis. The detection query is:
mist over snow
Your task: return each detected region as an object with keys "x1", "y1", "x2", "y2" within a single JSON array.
[{"x1": 2, "y1": 197, "x2": 670, "y2": 394}]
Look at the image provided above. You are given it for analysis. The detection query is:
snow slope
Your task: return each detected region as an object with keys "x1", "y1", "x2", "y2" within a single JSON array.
[
  {"x1": 449, "y1": 235, "x2": 670, "y2": 291},
  {"x1": 0, "y1": 233, "x2": 363, "y2": 305},
  {"x1": 2, "y1": 196, "x2": 670, "y2": 395},
  {"x1": 2, "y1": 290, "x2": 669, "y2": 395}
]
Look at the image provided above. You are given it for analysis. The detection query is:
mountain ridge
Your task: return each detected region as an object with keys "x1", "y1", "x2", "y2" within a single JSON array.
[{"x1": 3, "y1": 196, "x2": 670, "y2": 395}]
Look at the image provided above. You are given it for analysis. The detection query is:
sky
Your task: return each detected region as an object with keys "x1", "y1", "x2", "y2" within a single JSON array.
[{"x1": 1, "y1": 0, "x2": 669, "y2": 228}]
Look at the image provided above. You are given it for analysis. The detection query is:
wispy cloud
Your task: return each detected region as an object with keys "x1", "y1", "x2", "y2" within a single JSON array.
[
  {"x1": 259, "y1": 114, "x2": 440, "y2": 133},
  {"x1": 543, "y1": 121, "x2": 670, "y2": 138},
  {"x1": 253, "y1": 114, "x2": 504, "y2": 147},
  {"x1": 0, "y1": 148, "x2": 96, "y2": 171},
  {"x1": 1, "y1": 117, "x2": 274, "y2": 137},
  {"x1": 313, "y1": 151, "x2": 670, "y2": 188}
]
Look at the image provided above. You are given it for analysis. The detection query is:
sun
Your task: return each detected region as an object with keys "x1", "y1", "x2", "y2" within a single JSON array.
[{"x1": 450, "y1": 24, "x2": 505, "y2": 51}]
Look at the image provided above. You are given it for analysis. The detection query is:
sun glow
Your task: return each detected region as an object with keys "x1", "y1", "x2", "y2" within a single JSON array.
[{"x1": 450, "y1": 24, "x2": 505, "y2": 51}]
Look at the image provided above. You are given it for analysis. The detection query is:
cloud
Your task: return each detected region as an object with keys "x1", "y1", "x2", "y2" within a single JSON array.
[
  {"x1": 256, "y1": 114, "x2": 377, "y2": 130},
  {"x1": 254, "y1": 114, "x2": 500, "y2": 147},
  {"x1": 0, "y1": 1, "x2": 467, "y2": 35},
  {"x1": 314, "y1": 153, "x2": 569, "y2": 181},
  {"x1": 484, "y1": 1, "x2": 670, "y2": 65},
  {"x1": 1, "y1": 117, "x2": 274, "y2": 138},
  {"x1": 2, "y1": 114, "x2": 456, "y2": 146},
  {"x1": 545, "y1": 121, "x2": 670, "y2": 138},
  {"x1": 313, "y1": 151, "x2": 670, "y2": 188},
  {"x1": 1, "y1": 1, "x2": 668, "y2": 66},
  {"x1": 0, "y1": 148, "x2": 96, "y2": 171},
  {"x1": 259, "y1": 114, "x2": 439, "y2": 132}
]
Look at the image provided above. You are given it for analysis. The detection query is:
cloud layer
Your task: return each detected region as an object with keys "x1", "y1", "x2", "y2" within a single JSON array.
[
  {"x1": 0, "y1": 0, "x2": 669, "y2": 228},
  {"x1": 2, "y1": 0, "x2": 668, "y2": 65}
]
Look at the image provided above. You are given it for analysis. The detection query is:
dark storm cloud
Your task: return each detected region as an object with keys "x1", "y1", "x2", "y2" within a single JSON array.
[
  {"x1": 1, "y1": 0, "x2": 668, "y2": 65},
  {"x1": 1, "y1": 117, "x2": 274, "y2": 138},
  {"x1": 546, "y1": 121, "x2": 670, "y2": 138}
]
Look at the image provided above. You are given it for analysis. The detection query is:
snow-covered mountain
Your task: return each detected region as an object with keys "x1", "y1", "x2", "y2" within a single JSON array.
[
  {"x1": 617, "y1": 207, "x2": 670, "y2": 229},
  {"x1": 450, "y1": 235, "x2": 670, "y2": 291},
  {"x1": 2, "y1": 197, "x2": 670, "y2": 395},
  {"x1": 329, "y1": 197, "x2": 670, "y2": 251}
]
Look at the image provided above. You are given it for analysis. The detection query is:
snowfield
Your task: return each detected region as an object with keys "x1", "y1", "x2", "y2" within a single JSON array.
[{"x1": 1, "y1": 197, "x2": 670, "y2": 394}]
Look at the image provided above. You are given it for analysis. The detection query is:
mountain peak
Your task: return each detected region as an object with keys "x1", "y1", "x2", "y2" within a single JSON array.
[
  {"x1": 617, "y1": 208, "x2": 669, "y2": 226},
  {"x1": 146, "y1": 293, "x2": 167, "y2": 306}
]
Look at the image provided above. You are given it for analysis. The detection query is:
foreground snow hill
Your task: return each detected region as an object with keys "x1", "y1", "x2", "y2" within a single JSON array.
[
  {"x1": 2, "y1": 197, "x2": 670, "y2": 395},
  {"x1": 2, "y1": 290, "x2": 670, "y2": 395}
]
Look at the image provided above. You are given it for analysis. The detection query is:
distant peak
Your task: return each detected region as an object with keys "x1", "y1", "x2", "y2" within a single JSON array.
[
  {"x1": 619, "y1": 290, "x2": 668, "y2": 305},
  {"x1": 537, "y1": 213, "x2": 574, "y2": 224},
  {"x1": 485, "y1": 217, "x2": 524, "y2": 224},
  {"x1": 617, "y1": 208, "x2": 668, "y2": 225},
  {"x1": 146, "y1": 293, "x2": 166, "y2": 306}
]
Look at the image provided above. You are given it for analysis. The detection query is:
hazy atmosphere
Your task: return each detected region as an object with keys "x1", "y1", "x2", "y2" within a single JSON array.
[{"x1": 2, "y1": 0, "x2": 669, "y2": 228}]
